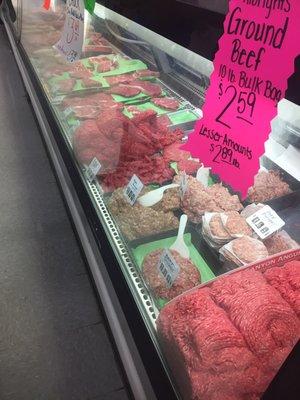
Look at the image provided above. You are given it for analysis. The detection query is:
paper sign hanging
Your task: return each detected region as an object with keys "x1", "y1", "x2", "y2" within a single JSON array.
[
  {"x1": 182, "y1": 0, "x2": 300, "y2": 198},
  {"x1": 54, "y1": 0, "x2": 85, "y2": 63},
  {"x1": 43, "y1": 0, "x2": 51, "y2": 10}
]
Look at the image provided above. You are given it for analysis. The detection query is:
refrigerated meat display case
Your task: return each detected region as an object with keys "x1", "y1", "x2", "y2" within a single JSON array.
[{"x1": 1, "y1": 1, "x2": 299, "y2": 399}]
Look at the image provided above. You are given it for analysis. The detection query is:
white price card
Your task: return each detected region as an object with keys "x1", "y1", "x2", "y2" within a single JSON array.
[
  {"x1": 54, "y1": 0, "x2": 85, "y2": 63},
  {"x1": 86, "y1": 157, "x2": 101, "y2": 183},
  {"x1": 157, "y1": 249, "x2": 180, "y2": 288},
  {"x1": 124, "y1": 175, "x2": 144, "y2": 205},
  {"x1": 246, "y1": 205, "x2": 285, "y2": 239},
  {"x1": 179, "y1": 172, "x2": 188, "y2": 199}
]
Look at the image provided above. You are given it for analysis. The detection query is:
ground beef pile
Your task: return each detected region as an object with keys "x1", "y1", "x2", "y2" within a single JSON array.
[
  {"x1": 247, "y1": 170, "x2": 291, "y2": 203},
  {"x1": 264, "y1": 261, "x2": 300, "y2": 317},
  {"x1": 73, "y1": 109, "x2": 184, "y2": 190},
  {"x1": 175, "y1": 175, "x2": 243, "y2": 223},
  {"x1": 157, "y1": 265, "x2": 300, "y2": 400},
  {"x1": 107, "y1": 188, "x2": 179, "y2": 241},
  {"x1": 142, "y1": 249, "x2": 200, "y2": 300}
]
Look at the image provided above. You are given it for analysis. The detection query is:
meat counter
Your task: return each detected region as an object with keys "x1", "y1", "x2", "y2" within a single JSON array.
[{"x1": 1, "y1": 0, "x2": 299, "y2": 399}]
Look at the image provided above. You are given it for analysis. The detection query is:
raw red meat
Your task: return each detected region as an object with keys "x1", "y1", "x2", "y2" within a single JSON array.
[
  {"x1": 83, "y1": 45, "x2": 114, "y2": 54},
  {"x1": 157, "y1": 288, "x2": 271, "y2": 400},
  {"x1": 109, "y1": 85, "x2": 141, "y2": 97},
  {"x1": 68, "y1": 63, "x2": 93, "y2": 79},
  {"x1": 164, "y1": 142, "x2": 190, "y2": 162},
  {"x1": 105, "y1": 74, "x2": 136, "y2": 86},
  {"x1": 157, "y1": 114, "x2": 171, "y2": 128},
  {"x1": 211, "y1": 269, "x2": 300, "y2": 371},
  {"x1": 264, "y1": 261, "x2": 300, "y2": 317},
  {"x1": 97, "y1": 60, "x2": 117, "y2": 73},
  {"x1": 152, "y1": 97, "x2": 180, "y2": 110},
  {"x1": 62, "y1": 92, "x2": 122, "y2": 111},
  {"x1": 178, "y1": 159, "x2": 201, "y2": 174},
  {"x1": 135, "y1": 69, "x2": 159, "y2": 78},
  {"x1": 73, "y1": 107, "x2": 183, "y2": 190},
  {"x1": 56, "y1": 78, "x2": 76, "y2": 93},
  {"x1": 130, "y1": 80, "x2": 162, "y2": 96},
  {"x1": 69, "y1": 69, "x2": 93, "y2": 79},
  {"x1": 82, "y1": 77, "x2": 100, "y2": 88},
  {"x1": 72, "y1": 105, "x2": 101, "y2": 119}
]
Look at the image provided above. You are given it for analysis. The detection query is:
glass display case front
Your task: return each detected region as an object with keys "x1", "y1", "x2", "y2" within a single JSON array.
[{"x1": 8, "y1": 1, "x2": 300, "y2": 399}]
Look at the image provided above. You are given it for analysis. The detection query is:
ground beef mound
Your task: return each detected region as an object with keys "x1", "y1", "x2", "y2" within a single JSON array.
[
  {"x1": 107, "y1": 188, "x2": 178, "y2": 241},
  {"x1": 248, "y1": 170, "x2": 291, "y2": 203},
  {"x1": 211, "y1": 269, "x2": 300, "y2": 372},
  {"x1": 157, "y1": 287, "x2": 272, "y2": 400},
  {"x1": 142, "y1": 249, "x2": 200, "y2": 300},
  {"x1": 264, "y1": 261, "x2": 300, "y2": 317},
  {"x1": 157, "y1": 267, "x2": 300, "y2": 400},
  {"x1": 231, "y1": 236, "x2": 268, "y2": 264},
  {"x1": 176, "y1": 176, "x2": 243, "y2": 223}
]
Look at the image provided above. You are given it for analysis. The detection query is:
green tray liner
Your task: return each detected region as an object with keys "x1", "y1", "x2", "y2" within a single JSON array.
[
  {"x1": 169, "y1": 109, "x2": 198, "y2": 125},
  {"x1": 132, "y1": 233, "x2": 215, "y2": 308}
]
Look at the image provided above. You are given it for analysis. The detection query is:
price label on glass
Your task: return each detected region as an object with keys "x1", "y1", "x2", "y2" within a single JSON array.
[
  {"x1": 54, "y1": 0, "x2": 85, "y2": 63},
  {"x1": 246, "y1": 205, "x2": 285, "y2": 239},
  {"x1": 124, "y1": 175, "x2": 143, "y2": 205},
  {"x1": 157, "y1": 249, "x2": 180, "y2": 288},
  {"x1": 86, "y1": 157, "x2": 101, "y2": 183}
]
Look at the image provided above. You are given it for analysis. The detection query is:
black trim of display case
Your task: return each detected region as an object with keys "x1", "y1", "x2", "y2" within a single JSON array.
[{"x1": 4, "y1": 17, "x2": 178, "y2": 400}]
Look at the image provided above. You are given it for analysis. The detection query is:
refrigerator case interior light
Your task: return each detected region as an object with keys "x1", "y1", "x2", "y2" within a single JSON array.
[{"x1": 11, "y1": 1, "x2": 300, "y2": 399}]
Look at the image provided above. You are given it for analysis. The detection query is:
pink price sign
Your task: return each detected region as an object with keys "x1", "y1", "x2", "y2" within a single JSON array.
[{"x1": 183, "y1": 0, "x2": 300, "y2": 198}]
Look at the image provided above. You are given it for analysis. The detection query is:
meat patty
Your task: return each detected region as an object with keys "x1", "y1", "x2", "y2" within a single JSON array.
[
  {"x1": 231, "y1": 236, "x2": 268, "y2": 264},
  {"x1": 222, "y1": 211, "x2": 253, "y2": 237},
  {"x1": 152, "y1": 97, "x2": 180, "y2": 110},
  {"x1": 209, "y1": 214, "x2": 231, "y2": 239},
  {"x1": 142, "y1": 249, "x2": 200, "y2": 300}
]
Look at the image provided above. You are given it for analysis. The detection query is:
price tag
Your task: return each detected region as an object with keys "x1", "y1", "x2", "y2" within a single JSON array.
[
  {"x1": 124, "y1": 175, "x2": 143, "y2": 205},
  {"x1": 157, "y1": 249, "x2": 180, "y2": 288},
  {"x1": 86, "y1": 157, "x2": 101, "y2": 182},
  {"x1": 70, "y1": 120, "x2": 80, "y2": 133},
  {"x1": 179, "y1": 172, "x2": 188, "y2": 199},
  {"x1": 54, "y1": 0, "x2": 85, "y2": 63},
  {"x1": 246, "y1": 205, "x2": 285, "y2": 239}
]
